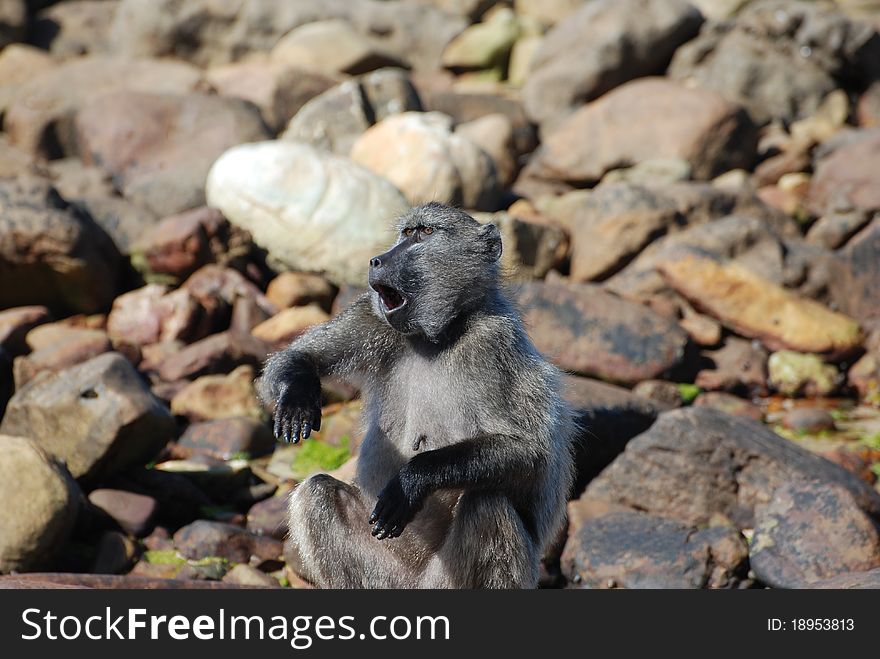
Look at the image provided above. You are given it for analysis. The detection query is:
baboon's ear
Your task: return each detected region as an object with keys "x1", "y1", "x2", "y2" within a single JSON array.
[{"x1": 479, "y1": 223, "x2": 502, "y2": 261}]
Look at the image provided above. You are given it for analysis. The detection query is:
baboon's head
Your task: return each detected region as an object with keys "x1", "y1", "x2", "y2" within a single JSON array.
[{"x1": 368, "y1": 203, "x2": 502, "y2": 341}]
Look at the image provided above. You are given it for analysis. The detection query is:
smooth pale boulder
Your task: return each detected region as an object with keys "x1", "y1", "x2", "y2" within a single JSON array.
[
  {"x1": 206, "y1": 140, "x2": 408, "y2": 286},
  {"x1": 0, "y1": 352, "x2": 175, "y2": 482},
  {"x1": 350, "y1": 111, "x2": 499, "y2": 210},
  {"x1": 658, "y1": 252, "x2": 862, "y2": 355},
  {"x1": 0, "y1": 435, "x2": 81, "y2": 573}
]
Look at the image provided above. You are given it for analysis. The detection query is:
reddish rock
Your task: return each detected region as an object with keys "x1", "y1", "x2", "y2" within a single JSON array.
[
  {"x1": 178, "y1": 417, "x2": 275, "y2": 461},
  {"x1": 156, "y1": 331, "x2": 268, "y2": 383},
  {"x1": 136, "y1": 208, "x2": 226, "y2": 281},
  {"x1": 830, "y1": 218, "x2": 880, "y2": 332},
  {"x1": 693, "y1": 392, "x2": 763, "y2": 422},
  {"x1": 251, "y1": 305, "x2": 330, "y2": 346},
  {"x1": 73, "y1": 90, "x2": 269, "y2": 216},
  {"x1": 173, "y1": 520, "x2": 283, "y2": 564},
  {"x1": 107, "y1": 285, "x2": 209, "y2": 350},
  {"x1": 808, "y1": 130, "x2": 880, "y2": 216},
  {"x1": 857, "y1": 82, "x2": 880, "y2": 128},
  {"x1": 6, "y1": 56, "x2": 203, "y2": 158},
  {"x1": 13, "y1": 326, "x2": 111, "y2": 387},
  {"x1": 781, "y1": 407, "x2": 836, "y2": 434},
  {"x1": 88, "y1": 489, "x2": 159, "y2": 537},
  {"x1": 531, "y1": 78, "x2": 756, "y2": 184},
  {"x1": 182, "y1": 265, "x2": 277, "y2": 322},
  {"x1": 514, "y1": 280, "x2": 688, "y2": 385},
  {"x1": 246, "y1": 495, "x2": 289, "y2": 541}
]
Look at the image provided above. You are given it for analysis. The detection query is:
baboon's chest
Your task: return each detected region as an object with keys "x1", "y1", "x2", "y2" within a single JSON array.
[{"x1": 384, "y1": 355, "x2": 480, "y2": 451}]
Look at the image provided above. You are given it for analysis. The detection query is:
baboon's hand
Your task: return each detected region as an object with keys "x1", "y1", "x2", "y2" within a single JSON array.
[
  {"x1": 272, "y1": 379, "x2": 322, "y2": 444},
  {"x1": 369, "y1": 472, "x2": 424, "y2": 540}
]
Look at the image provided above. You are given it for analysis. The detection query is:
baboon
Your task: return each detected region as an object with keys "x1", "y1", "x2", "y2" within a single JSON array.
[{"x1": 258, "y1": 203, "x2": 575, "y2": 588}]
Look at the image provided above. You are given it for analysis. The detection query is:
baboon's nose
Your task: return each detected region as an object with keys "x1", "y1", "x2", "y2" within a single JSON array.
[{"x1": 370, "y1": 256, "x2": 382, "y2": 268}]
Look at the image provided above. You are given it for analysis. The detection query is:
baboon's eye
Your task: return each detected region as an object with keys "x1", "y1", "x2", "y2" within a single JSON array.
[
  {"x1": 423, "y1": 227, "x2": 434, "y2": 235},
  {"x1": 403, "y1": 228, "x2": 414, "y2": 237}
]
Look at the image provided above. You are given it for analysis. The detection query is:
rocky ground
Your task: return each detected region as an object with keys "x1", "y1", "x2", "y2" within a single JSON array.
[{"x1": 0, "y1": 0, "x2": 879, "y2": 589}]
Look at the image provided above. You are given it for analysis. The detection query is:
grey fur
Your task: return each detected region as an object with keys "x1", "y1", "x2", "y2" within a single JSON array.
[{"x1": 258, "y1": 203, "x2": 575, "y2": 588}]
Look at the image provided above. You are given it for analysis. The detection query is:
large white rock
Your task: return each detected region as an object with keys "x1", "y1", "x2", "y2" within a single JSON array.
[
  {"x1": 350, "y1": 111, "x2": 500, "y2": 210},
  {"x1": 0, "y1": 435, "x2": 81, "y2": 573},
  {"x1": 206, "y1": 141, "x2": 408, "y2": 286}
]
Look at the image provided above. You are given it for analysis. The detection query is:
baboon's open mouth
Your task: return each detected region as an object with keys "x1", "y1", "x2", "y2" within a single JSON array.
[{"x1": 373, "y1": 284, "x2": 407, "y2": 313}]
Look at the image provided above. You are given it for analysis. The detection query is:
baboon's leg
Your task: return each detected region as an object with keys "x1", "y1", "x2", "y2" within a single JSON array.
[
  {"x1": 285, "y1": 474, "x2": 425, "y2": 588},
  {"x1": 421, "y1": 492, "x2": 538, "y2": 589}
]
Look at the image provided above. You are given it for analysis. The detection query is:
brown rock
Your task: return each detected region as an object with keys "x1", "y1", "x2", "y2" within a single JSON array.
[
  {"x1": 251, "y1": 305, "x2": 330, "y2": 346},
  {"x1": 455, "y1": 112, "x2": 518, "y2": 188},
  {"x1": 74, "y1": 91, "x2": 269, "y2": 217},
  {"x1": 173, "y1": 520, "x2": 282, "y2": 564},
  {"x1": 207, "y1": 59, "x2": 337, "y2": 133},
  {"x1": 182, "y1": 265, "x2": 277, "y2": 322},
  {"x1": 6, "y1": 56, "x2": 203, "y2": 158},
  {"x1": 170, "y1": 365, "x2": 262, "y2": 423},
  {"x1": 246, "y1": 494, "x2": 289, "y2": 541},
  {"x1": 750, "y1": 481, "x2": 880, "y2": 588},
  {"x1": 0, "y1": 352, "x2": 176, "y2": 482},
  {"x1": 695, "y1": 337, "x2": 769, "y2": 396},
  {"x1": 692, "y1": 392, "x2": 763, "y2": 422},
  {"x1": 513, "y1": 280, "x2": 688, "y2": 385},
  {"x1": 0, "y1": 306, "x2": 51, "y2": 357},
  {"x1": 630, "y1": 380, "x2": 683, "y2": 410},
  {"x1": 857, "y1": 81, "x2": 880, "y2": 128},
  {"x1": 522, "y1": 0, "x2": 703, "y2": 129},
  {"x1": 659, "y1": 252, "x2": 862, "y2": 355},
  {"x1": 222, "y1": 563, "x2": 280, "y2": 588},
  {"x1": 808, "y1": 129, "x2": 880, "y2": 216},
  {"x1": 561, "y1": 511, "x2": 748, "y2": 589},
  {"x1": 88, "y1": 488, "x2": 158, "y2": 537},
  {"x1": 13, "y1": 326, "x2": 112, "y2": 387},
  {"x1": 584, "y1": 406, "x2": 880, "y2": 528},
  {"x1": 531, "y1": 78, "x2": 756, "y2": 184},
  {"x1": 265, "y1": 272, "x2": 336, "y2": 311},
  {"x1": 135, "y1": 208, "x2": 226, "y2": 282},
  {"x1": 0, "y1": 435, "x2": 81, "y2": 573},
  {"x1": 178, "y1": 417, "x2": 275, "y2": 461},
  {"x1": 0, "y1": 176, "x2": 121, "y2": 315},
  {"x1": 31, "y1": 0, "x2": 118, "y2": 57},
  {"x1": 0, "y1": 45, "x2": 56, "y2": 117},
  {"x1": 156, "y1": 331, "x2": 268, "y2": 383},
  {"x1": 782, "y1": 407, "x2": 836, "y2": 434},
  {"x1": 107, "y1": 284, "x2": 209, "y2": 350},
  {"x1": 829, "y1": 217, "x2": 880, "y2": 332}
]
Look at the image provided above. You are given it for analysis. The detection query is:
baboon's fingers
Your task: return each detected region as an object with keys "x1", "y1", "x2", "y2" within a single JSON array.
[{"x1": 302, "y1": 421, "x2": 312, "y2": 439}]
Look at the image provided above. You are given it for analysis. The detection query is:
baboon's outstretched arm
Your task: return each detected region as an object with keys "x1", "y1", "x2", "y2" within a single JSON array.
[
  {"x1": 369, "y1": 435, "x2": 543, "y2": 539},
  {"x1": 259, "y1": 293, "x2": 396, "y2": 443}
]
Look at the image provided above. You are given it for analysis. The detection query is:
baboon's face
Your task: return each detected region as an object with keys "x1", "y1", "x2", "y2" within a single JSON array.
[{"x1": 368, "y1": 205, "x2": 502, "y2": 340}]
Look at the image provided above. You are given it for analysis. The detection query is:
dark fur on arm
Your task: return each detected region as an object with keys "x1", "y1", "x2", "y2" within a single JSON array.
[{"x1": 369, "y1": 435, "x2": 543, "y2": 539}]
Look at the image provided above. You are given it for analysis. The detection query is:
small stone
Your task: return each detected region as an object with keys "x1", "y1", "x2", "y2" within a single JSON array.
[
  {"x1": 178, "y1": 417, "x2": 275, "y2": 461},
  {"x1": 782, "y1": 407, "x2": 836, "y2": 434},
  {"x1": 156, "y1": 331, "x2": 269, "y2": 383},
  {"x1": 170, "y1": 365, "x2": 263, "y2": 423},
  {"x1": 246, "y1": 495, "x2": 290, "y2": 541},
  {"x1": 88, "y1": 489, "x2": 159, "y2": 537},
  {"x1": 441, "y1": 7, "x2": 520, "y2": 71},
  {"x1": 695, "y1": 337, "x2": 769, "y2": 396},
  {"x1": 222, "y1": 563, "x2": 280, "y2": 588},
  {"x1": 692, "y1": 392, "x2": 763, "y2": 422},
  {"x1": 135, "y1": 207, "x2": 226, "y2": 282},
  {"x1": 630, "y1": 381, "x2": 683, "y2": 410},
  {"x1": 173, "y1": 520, "x2": 283, "y2": 564},
  {"x1": 768, "y1": 350, "x2": 840, "y2": 398},
  {"x1": 251, "y1": 305, "x2": 330, "y2": 346},
  {"x1": 265, "y1": 272, "x2": 336, "y2": 311}
]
